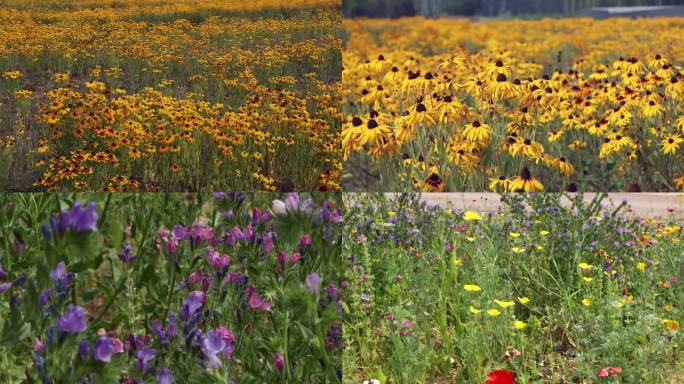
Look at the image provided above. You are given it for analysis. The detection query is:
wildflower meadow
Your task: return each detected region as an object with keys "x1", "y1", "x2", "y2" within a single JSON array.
[
  {"x1": 0, "y1": 0, "x2": 342, "y2": 192},
  {"x1": 0, "y1": 192, "x2": 343, "y2": 383},
  {"x1": 343, "y1": 193, "x2": 683, "y2": 383},
  {"x1": 343, "y1": 17, "x2": 684, "y2": 192}
]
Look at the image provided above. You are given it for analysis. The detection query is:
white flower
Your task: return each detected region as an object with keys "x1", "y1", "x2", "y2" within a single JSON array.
[
  {"x1": 271, "y1": 199, "x2": 287, "y2": 215},
  {"x1": 362, "y1": 380, "x2": 380, "y2": 384}
]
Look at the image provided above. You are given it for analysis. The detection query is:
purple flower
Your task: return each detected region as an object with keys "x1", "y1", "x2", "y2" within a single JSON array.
[
  {"x1": 156, "y1": 368, "x2": 173, "y2": 384},
  {"x1": 201, "y1": 328, "x2": 234, "y2": 367},
  {"x1": 78, "y1": 338, "x2": 90, "y2": 360},
  {"x1": 246, "y1": 285, "x2": 272, "y2": 311},
  {"x1": 56, "y1": 305, "x2": 86, "y2": 334},
  {"x1": 50, "y1": 262, "x2": 65, "y2": 284},
  {"x1": 274, "y1": 352, "x2": 285, "y2": 373},
  {"x1": 136, "y1": 346, "x2": 156, "y2": 372},
  {"x1": 94, "y1": 336, "x2": 123, "y2": 362},
  {"x1": 39, "y1": 289, "x2": 51, "y2": 306},
  {"x1": 262, "y1": 231, "x2": 275, "y2": 254},
  {"x1": 34, "y1": 338, "x2": 45, "y2": 353},
  {"x1": 180, "y1": 291, "x2": 205, "y2": 320},
  {"x1": 305, "y1": 273, "x2": 321, "y2": 295},
  {"x1": 0, "y1": 282, "x2": 10, "y2": 293},
  {"x1": 118, "y1": 243, "x2": 137, "y2": 263},
  {"x1": 206, "y1": 246, "x2": 230, "y2": 272},
  {"x1": 59, "y1": 201, "x2": 98, "y2": 233},
  {"x1": 252, "y1": 207, "x2": 272, "y2": 224},
  {"x1": 0, "y1": 262, "x2": 6, "y2": 280},
  {"x1": 285, "y1": 193, "x2": 300, "y2": 211}
]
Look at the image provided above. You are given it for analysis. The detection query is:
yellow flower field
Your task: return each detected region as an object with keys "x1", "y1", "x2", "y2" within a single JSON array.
[
  {"x1": 0, "y1": 0, "x2": 342, "y2": 191},
  {"x1": 342, "y1": 17, "x2": 684, "y2": 192}
]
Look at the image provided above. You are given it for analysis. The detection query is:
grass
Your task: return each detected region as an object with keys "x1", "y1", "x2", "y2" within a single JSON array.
[{"x1": 343, "y1": 192, "x2": 683, "y2": 383}]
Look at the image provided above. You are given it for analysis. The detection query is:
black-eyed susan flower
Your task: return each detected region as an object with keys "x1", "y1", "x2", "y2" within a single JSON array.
[{"x1": 509, "y1": 167, "x2": 544, "y2": 192}]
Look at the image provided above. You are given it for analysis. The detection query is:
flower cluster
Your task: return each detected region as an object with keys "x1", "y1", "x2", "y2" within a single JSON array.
[
  {"x1": 343, "y1": 17, "x2": 684, "y2": 191},
  {"x1": 0, "y1": 193, "x2": 342, "y2": 383}
]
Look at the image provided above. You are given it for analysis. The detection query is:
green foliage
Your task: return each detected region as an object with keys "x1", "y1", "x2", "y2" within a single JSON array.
[
  {"x1": 0, "y1": 193, "x2": 343, "y2": 383},
  {"x1": 343, "y1": 193, "x2": 684, "y2": 383}
]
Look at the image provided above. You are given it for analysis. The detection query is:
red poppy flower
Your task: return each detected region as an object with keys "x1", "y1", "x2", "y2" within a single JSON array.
[{"x1": 486, "y1": 369, "x2": 516, "y2": 384}]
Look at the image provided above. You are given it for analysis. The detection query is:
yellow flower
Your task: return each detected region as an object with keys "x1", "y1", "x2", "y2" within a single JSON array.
[
  {"x1": 581, "y1": 298, "x2": 592, "y2": 307},
  {"x1": 582, "y1": 277, "x2": 593, "y2": 282},
  {"x1": 451, "y1": 258, "x2": 462, "y2": 266},
  {"x1": 3, "y1": 70, "x2": 22, "y2": 80},
  {"x1": 14, "y1": 90, "x2": 33, "y2": 100},
  {"x1": 486, "y1": 309, "x2": 501, "y2": 317},
  {"x1": 463, "y1": 284, "x2": 481, "y2": 292},
  {"x1": 466, "y1": 236, "x2": 476, "y2": 242},
  {"x1": 636, "y1": 262, "x2": 647, "y2": 271},
  {"x1": 514, "y1": 320, "x2": 527, "y2": 329},
  {"x1": 509, "y1": 232, "x2": 520, "y2": 238},
  {"x1": 511, "y1": 247, "x2": 525, "y2": 254},
  {"x1": 469, "y1": 306, "x2": 482, "y2": 314},
  {"x1": 463, "y1": 211, "x2": 483, "y2": 221},
  {"x1": 661, "y1": 319, "x2": 679, "y2": 331},
  {"x1": 495, "y1": 300, "x2": 515, "y2": 308},
  {"x1": 517, "y1": 297, "x2": 530, "y2": 304},
  {"x1": 578, "y1": 262, "x2": 591, "y2": 270},
  {"x1": 539, "y1": 230, "x2": 549, "y2": 236}
]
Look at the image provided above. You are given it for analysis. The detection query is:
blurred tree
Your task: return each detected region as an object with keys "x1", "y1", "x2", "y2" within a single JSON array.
[{"x1": 343, "y1": 0, "x2": 684, "y2": 17}]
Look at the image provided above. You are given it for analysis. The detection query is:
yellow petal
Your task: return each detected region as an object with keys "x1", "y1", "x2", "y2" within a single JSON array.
[
  {"x1": 463, "y1": 284, "x2": 481, "y2": 292},
  {"x1": 514, "y1": 320, "x2": 527, "y2": 329},
  {"x1": 495, "y1": 299, "x2": 515, "y2": 308},
  {"x1": 463, "y1": 211, "x2": 483, "y2": 221},
  {"x1": 486, "y1": 309, "x2": 501, "y2": 317}
]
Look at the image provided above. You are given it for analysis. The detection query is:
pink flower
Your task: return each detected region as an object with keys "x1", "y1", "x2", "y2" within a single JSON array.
[
  {"x1": 289, "y1": 252, "x2": 300, "y2": 264},
  {"x1": 597, "y1": 366, "x2": 622, "y2": 378}
]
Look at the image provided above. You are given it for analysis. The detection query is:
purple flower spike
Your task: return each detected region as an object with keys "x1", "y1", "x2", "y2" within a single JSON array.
[
  {"x1": 39, "y1": 289, "x2": 51, "y2": 306},
  {"x1": 305, "y1": 273, "x2": 321, "y2": 296},
  {"x1": 285, "y1": 193, "x2": 300, "y2": 212},
  {"x1": 274, "y1": 352, "x2": 285, "y2": 373},
  {"x1": 262, "y1": 231, "x2": 275, "y2": 254},
  {"x1": 180, "y1": 291, "x2": 205, "y2": 320},
  {"x1": 60, "y1": 201, "x2": 98, "y2": 233},
  {"x1": 78, "y1": 338, "x2": 90, "y2": 360},
  {"x1": 118, "y1": 243, "x2": 137, "y2": 263},
  {"x1": 56, "y1": 305, "x2": 87, "y2": 334},
  {"x1": 156, "y1": 368, "x2": 173, "y2": 384},
  {"x1": 94, "y1": 336, "x2": 123, "y2": 362},
  {"x1": 50, "y1": 262, "x2": 66, "y2": 284},
  {"x1": 136, "y1": 346, "x2": 156, "y2": 372},
  {"x1": 246, "y1": 285, "x2": 272, "y2": 311},
  {"x1": 201, "y1": 329, "x2": 229, "y2": 367}
]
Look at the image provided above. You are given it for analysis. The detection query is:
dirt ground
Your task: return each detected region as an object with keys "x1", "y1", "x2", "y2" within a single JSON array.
[{"x1": 383, "y1": 193, "x2": 684, "y2": 220}]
